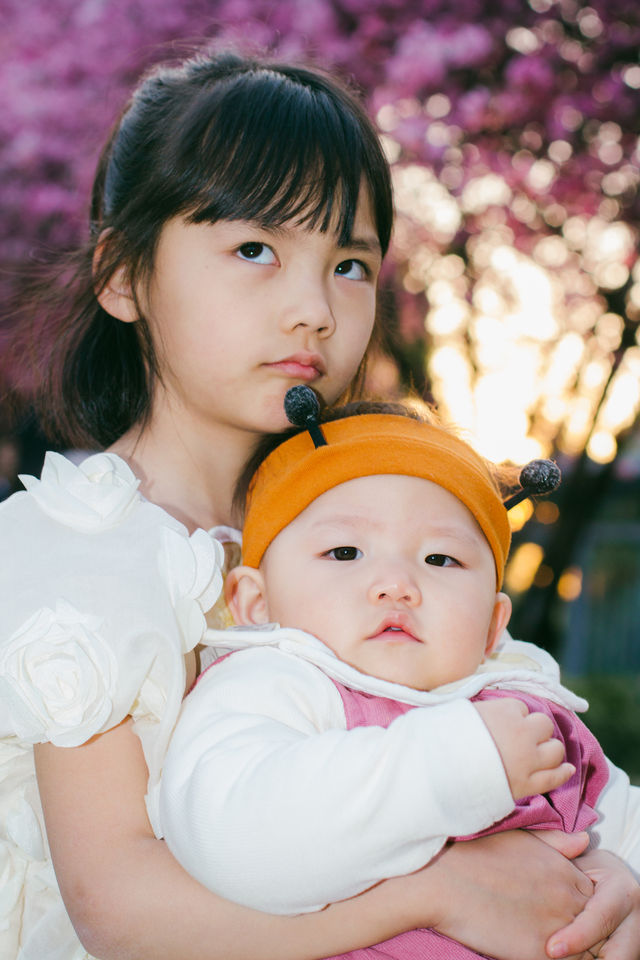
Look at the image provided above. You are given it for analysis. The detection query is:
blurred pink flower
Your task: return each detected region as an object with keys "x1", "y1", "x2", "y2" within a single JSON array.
[{"x1": 1, "y1": 0, "x2": 638, "y2": 349}]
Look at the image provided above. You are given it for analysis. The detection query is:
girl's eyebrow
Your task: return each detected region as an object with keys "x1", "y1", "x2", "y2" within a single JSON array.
[
  {"x1": 342, "y1": 235, "x2": 382, "y2": 256},
  {"x1": 243, "y1": 220, "x2": 382, "y2": 256}
]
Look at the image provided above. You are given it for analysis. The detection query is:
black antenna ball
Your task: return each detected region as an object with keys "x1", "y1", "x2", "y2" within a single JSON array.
[
  {"x1": 503, "y1": 458, "x2": 561, "y2": 511},
  {"x1": 284, "y1": 385, "x2": 321, "y2": 428},
  {"x1": 519, "y1": 459, "x2": 562, "y2": 495},
  {"x1": 284, "y1": 385, "x2": 327, "y2": 448}
]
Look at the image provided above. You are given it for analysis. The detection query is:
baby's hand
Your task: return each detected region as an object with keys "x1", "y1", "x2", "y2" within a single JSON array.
[{"x1": 474, "y1": 698, "x2": 575, "y2": 801}]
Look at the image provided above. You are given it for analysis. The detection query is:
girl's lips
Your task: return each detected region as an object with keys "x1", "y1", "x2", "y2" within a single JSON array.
[{"x1": 266, "y1": 360, "x2": 322, "y2": 381}]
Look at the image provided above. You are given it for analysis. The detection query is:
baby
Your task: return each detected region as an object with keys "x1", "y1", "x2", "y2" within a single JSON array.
[{"x1": 159, "y1": 398, "x2": 610, "y2": 960}]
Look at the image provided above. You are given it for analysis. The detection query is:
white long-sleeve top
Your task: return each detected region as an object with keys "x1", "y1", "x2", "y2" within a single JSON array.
[{"x1": 159, "y1": 625, "x2": 640, "y2": 915}]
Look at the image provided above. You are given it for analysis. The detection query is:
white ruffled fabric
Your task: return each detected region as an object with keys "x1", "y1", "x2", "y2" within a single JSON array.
[
  {"x1": 0, "y1": 452, "x2": 224, "y2": 959},
  {"x1": 202, "y1": 624, "x2": 588, "y2": 713}
]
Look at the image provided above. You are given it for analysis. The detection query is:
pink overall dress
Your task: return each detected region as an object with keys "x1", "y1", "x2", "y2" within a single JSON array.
[{"x1": 325, "y1": 684, "x2": 609, "y2": 960}]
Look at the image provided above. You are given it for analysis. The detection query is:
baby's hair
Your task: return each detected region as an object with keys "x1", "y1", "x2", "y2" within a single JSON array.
[
  {"x1": 233, "y1": 397, "x2": 521, "y2": 525},
  {"x1": 12, "y1": 47, "x2": 393, "y2": 449}
]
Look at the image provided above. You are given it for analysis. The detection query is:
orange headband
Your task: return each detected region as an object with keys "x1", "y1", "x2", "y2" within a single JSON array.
[{"x1": 242, "y1": 415, "x2": 511, "y2": 585}]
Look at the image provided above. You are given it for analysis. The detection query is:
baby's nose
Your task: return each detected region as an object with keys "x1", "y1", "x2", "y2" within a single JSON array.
[{"x1": 368, "y1": 574, "x2": 420, "y2": 605}]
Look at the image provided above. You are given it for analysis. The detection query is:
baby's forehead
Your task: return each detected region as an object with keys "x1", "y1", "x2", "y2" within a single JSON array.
[
  {"x1": 295, "y1": 474, "x2": 481, "y2": 528},
  {"x1": 242, "y1": 412, "x2": 511, "y2": 584}
]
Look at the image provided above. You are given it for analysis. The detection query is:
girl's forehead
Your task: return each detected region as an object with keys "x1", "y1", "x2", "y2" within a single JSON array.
[
  {"x1": 158, "y1": 189, "x2": 380, "y2": 257},
  {"x1": 188, "y1": 163, "x2": 381, "y2": 247},
  {"x1": 291, "y1": 184, "x2": 379, "y2": 248},
  {"x1": 173, "y1": 80, "x2": 391, "y2": 250}
]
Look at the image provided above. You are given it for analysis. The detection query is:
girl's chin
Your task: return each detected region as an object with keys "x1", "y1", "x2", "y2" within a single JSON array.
[{"x1": 253, "y1": 402, "x2": 298, "y2": 434}]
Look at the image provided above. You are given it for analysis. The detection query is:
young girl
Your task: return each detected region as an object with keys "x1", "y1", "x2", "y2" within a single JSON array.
[{"x1": 1, "y1": 46, "x2": 639, "y2": 960}]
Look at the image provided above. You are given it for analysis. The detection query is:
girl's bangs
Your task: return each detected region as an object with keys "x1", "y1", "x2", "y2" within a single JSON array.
[{"x1": 181, "y1": 74, "x2": 382, "y2": 246}]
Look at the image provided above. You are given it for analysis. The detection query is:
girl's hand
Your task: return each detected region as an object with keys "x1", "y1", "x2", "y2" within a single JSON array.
[
  {"x1": 394, "y1": 830, "x2": 594, "y2": 960},
  {"x1": 546, "y1": 849, "x2": 640, "y2": 960}
]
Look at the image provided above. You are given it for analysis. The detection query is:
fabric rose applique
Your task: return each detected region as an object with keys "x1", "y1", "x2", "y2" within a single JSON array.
[
  {"x1": 0, "y1": 601, "x2": 118, "y2": 747},
  {"x1": 159, "y1": 527, "x2": 225, "y2": 652},
  {"x1": 20, "y1": 451, "x2": 140, "y2": 533}
]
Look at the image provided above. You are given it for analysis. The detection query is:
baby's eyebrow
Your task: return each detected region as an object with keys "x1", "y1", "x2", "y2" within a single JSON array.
[
  {"x1": 310, "y1": 514, "x2": 383, "y2": 533},
  {"x1": 312, "y1": 516, "x2": 486, "y2": 550},
  {"x1": 410, "y1": 523, "x2": 488, "y2": 553},
  {"x1": 425, "y1": 524, "x2": 482, "y2": 542}
]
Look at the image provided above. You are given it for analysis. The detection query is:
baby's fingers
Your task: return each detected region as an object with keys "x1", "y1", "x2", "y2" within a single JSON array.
[
  {"x1": 535, "y1": 735, "x2": 567, "y2": 770},
  {"x1": 528, "y1": 760, "x2": 576, "y2": 795},
  {"x1": 526, "y1": 709, "x2": 556, "y2": 744},
  {"x1": 519, "y1": 715, "x2": 575, "y2": 796}
]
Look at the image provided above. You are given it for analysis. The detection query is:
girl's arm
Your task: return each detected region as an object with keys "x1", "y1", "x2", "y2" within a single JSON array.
[
  {"x1": 38, "y1": 720, "x2": 634, "y2": 960},
  {"x1": 35, "y1": 719, "x2": 418, "y2": 960}
]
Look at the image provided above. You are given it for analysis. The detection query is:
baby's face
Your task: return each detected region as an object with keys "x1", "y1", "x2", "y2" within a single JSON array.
[{"x1": 258, "y1": 474, "x2": 510, "y2": 690}]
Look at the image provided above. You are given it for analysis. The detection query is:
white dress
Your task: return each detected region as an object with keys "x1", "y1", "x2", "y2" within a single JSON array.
[{"x1": 0, "y1": 452, "x2": 224, "y2": 960}]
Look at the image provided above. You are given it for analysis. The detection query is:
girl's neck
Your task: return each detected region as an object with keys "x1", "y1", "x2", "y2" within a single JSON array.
[{"x1": 108, "y1": 407, "x2": 260, "y2": 533}]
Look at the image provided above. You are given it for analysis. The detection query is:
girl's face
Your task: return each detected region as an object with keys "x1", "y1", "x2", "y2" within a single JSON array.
[{"x1": 138, "y1": 191, "x2": 382, "y2": 438}]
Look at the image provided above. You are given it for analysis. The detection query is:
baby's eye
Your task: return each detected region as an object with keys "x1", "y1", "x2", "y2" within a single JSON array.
[
  {"x1": 335, "y1": 259, "x2": 367, "y2": 281},
  {"x1": 425, "y1": 554, "x2": 459, "y2": 567},
  {"x1": 236, "y1": 242, "x2": 277, "y2": 265},
  {"x1": 326, "y1": 546, "x2": 362, "y2": 561}
]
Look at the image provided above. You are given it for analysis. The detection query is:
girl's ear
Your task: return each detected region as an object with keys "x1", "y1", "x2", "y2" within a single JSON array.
[
  {"x1": 225, "y1": 566, "x2": 270, "y2": 626},
  {"x1": 95, "y1": 265, "x2": 138, "y2": 323},
  {"x1": 93, "y1": 236, "x2": 138, "y2": 323},
  {"x1": 485, "y1": 592, "x2": 512, "y2": 658}
]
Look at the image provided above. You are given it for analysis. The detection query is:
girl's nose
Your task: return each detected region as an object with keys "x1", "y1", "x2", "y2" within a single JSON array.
[
  {"x1": 279, "y1": 280, "x2": 336, "y2": 338},
  {"x1": 368, "y1": 573, "x2": 420, "y2": 606}
]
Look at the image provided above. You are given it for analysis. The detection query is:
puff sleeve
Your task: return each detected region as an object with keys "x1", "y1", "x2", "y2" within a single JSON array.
[{"x1": 0, "y1": 452, "x2": 224, "y2": 958}]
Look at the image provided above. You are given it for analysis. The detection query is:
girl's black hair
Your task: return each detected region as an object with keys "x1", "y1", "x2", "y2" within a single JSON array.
[{"x1": 18, "y1": 48, "x2": 394, "y2": 449}]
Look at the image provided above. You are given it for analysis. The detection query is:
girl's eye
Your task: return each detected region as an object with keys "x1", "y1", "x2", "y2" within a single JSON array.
[
  {"x1": 236, "y1": 242, "x2": 277, "y2": 265},
  {"x1": 335, "y1": 259, "x2": 367, "y2": 281},
  {"x1": 425, "y1": 554, "x2": 459, "y2": 568},
  {"x1": 326, "y1": 546, "x2": 362, "y2": 561}
]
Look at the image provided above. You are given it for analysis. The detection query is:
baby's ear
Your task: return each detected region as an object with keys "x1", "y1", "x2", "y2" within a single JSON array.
[
  {"x1": 225, "y1": 566, "x2": 270, "y2": 626},
  {"x1": 485, "y1": 592, "x2": 512, "y2": 657}
]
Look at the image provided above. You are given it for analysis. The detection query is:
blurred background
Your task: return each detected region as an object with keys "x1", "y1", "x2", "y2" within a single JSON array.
[{"x1": 1, "y1": 0, "x2": 638, "y2": 779}]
